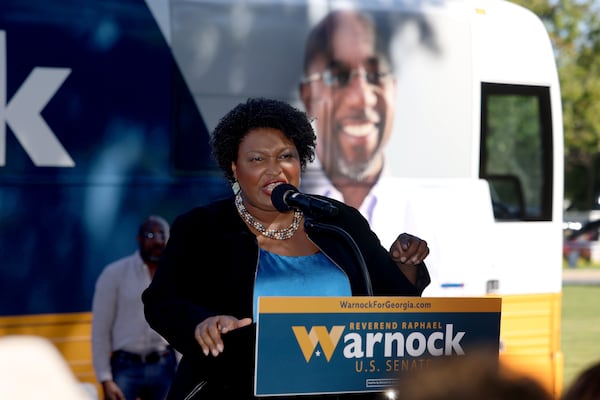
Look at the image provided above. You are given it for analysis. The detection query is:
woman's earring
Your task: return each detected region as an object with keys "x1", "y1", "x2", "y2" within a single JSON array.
[{"x1": 232, "y1": 180, "x2": 240, "y2": 194}]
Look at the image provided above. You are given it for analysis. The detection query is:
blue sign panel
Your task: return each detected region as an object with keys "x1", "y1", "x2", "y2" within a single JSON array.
[{"x1": 255, "y1": 296, "x2": 501, "y2": 396}]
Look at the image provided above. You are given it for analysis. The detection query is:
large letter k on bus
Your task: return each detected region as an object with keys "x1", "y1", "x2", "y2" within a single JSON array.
[{"x1": 0, "y1": 30, "x2": 74, "y2": 167}]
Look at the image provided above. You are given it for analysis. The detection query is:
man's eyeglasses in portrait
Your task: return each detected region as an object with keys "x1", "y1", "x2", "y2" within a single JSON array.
[{"x1": 301, "y1": 60, "x2": 390, "y2": 88}]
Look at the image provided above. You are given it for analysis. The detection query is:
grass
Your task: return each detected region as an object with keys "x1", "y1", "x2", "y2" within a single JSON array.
[{"x1": 561, "y1": 283, "x2": 600, "y2": 391}]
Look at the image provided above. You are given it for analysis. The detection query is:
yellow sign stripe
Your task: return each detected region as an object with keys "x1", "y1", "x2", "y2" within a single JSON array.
[{"x1": 257, "y1": 296, "x2": 501, "y2": 314}]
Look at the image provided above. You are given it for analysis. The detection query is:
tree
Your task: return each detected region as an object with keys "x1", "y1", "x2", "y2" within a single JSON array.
[{"x1": 510, "y1": 0, "x2": 600, "y2": 209}]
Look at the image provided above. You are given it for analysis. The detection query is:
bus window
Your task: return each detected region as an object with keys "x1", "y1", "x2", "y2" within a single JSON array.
[{"x1": 480, "y1": 82, "x2": 553, "y2": 221}]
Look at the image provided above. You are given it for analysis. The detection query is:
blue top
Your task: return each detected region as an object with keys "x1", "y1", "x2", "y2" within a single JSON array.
[{"x1": 253, "y1": 249, "x2": 352, "y2": 320}]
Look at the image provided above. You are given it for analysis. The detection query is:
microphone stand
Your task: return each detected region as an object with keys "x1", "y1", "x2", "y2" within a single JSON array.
[{"x1": 303, "y1": 217, "x2": 373, "y2": 296}]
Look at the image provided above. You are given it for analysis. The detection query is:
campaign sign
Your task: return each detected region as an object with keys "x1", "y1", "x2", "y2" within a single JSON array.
[{"x1": 254, "y1": 296, "x2": 501, "y2": 396}]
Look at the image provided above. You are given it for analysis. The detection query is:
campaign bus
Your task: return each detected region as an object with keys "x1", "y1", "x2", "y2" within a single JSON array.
[{"x1": 0, "y1": 0, "x2": 564, "y2": 396}]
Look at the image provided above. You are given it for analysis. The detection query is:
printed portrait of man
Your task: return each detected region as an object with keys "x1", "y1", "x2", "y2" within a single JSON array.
[{"x1": 299, "y1": 10, "x2": 403, "y2": 248}]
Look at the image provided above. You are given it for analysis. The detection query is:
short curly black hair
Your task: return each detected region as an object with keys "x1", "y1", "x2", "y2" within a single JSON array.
[{"x1": 210, "y1": 98, "x2": 316, "y2": 183}]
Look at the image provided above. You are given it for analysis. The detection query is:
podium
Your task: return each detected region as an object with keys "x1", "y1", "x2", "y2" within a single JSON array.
[{"x1": 254, "y1": 296, "x2": 501, "y2": 397}]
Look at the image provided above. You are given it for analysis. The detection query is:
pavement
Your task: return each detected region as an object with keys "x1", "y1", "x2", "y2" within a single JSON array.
[{"x1": 562, "y1": 268, "x2": 600, "y2": 285}]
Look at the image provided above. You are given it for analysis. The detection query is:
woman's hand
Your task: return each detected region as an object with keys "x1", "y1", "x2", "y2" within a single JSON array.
[
  {"x1": 390, "y1": 233, "x2": 429, "y2": 265},
  {"x1": 194, "y1": 315, "x2": 252, "y2": 357},
  {"x1": 389, "y1": 233, "x2": 429, "y2": 285}
]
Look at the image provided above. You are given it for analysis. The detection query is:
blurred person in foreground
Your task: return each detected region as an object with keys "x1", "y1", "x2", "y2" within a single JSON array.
[
  {"x1": 393, "y1": 351, "x2": 551, "y2": 400},
  {"x1": 142, "y1": 97, "x2": 431, "y2": 399},
  {"x1": 0, "y1": 335, "x2": 95, "y2": 399},
  {"x1": 562, "y1": 360, "x2": 600, "y2": 400},
  {"x1": 92, "y1": 215, "x2": 177, "y2": 400}
]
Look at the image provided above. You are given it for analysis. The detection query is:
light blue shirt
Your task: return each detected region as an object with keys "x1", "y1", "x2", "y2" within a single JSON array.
[{"x1": 253, "y1": 249, "x2": 352, "y2": 321}]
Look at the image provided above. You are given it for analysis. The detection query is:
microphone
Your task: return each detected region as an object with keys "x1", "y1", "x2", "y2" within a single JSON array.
[{"x1": 271, "y1": 183, "x2": 339, "y2": 217}]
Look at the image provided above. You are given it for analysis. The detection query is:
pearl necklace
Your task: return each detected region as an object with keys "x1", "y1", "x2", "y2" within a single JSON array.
[{"x1": 235, "y1": 192, "x2": 302, "y2": 240}]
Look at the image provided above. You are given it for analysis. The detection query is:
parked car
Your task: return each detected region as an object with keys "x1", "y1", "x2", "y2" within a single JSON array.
[{"x1": 563, "y1": 219, "x2": 600, "y2": 266}]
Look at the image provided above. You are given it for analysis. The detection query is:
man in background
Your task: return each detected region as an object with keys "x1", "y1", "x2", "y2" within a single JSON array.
[{"x1": 92, "y1": 215, "x2": 176, "y2": 400}]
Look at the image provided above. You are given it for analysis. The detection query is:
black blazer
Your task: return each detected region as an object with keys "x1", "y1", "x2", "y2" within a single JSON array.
[{"x1": 143, "y1": 195, "x2": 430, "y2": 399}]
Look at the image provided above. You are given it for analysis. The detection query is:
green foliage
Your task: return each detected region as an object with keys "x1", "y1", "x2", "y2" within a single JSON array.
[
  {"x1": 487, "y1": 95, "x2": 543, "y2": 206},
  {"x1": 561, "y1": 284, "x2": 600, "y2": 390},
  {"x1": 510, "y1": 0, "x2": 600, "y2": 209}
]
